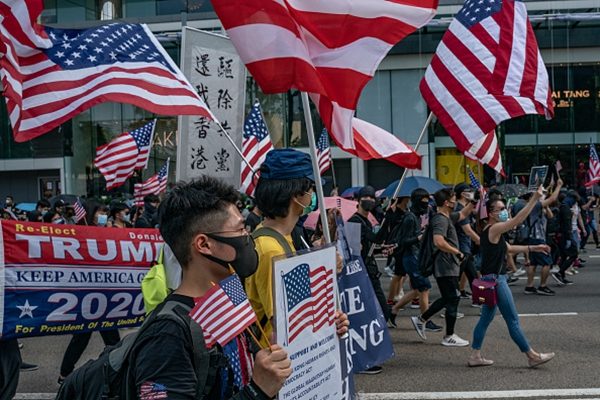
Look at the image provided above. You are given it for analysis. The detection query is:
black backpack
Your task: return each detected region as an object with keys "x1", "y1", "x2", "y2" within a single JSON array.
[
  {"x1": 418, "y1": 219, "x2": 438, "y2": 277},
  {"x1": 55, "y1": 299, "x2": 225, "y2": 400}
]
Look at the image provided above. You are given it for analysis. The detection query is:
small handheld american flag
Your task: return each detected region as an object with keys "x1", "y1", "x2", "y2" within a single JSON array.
[
  {"x1": 73, "y1": 199, "x2": 87, "y2": 223},
  {"x1": 316, "y1": 129, "x2": 332, "y2": 176},
  {"x1": 189, "y1": 274, "x2": 257, "y2": 348},
  {"x1": 134, "y1": 158, "x2": 170, "y2": 206},
  {"x1": 587, "y1": 143, "x2": 600, "y2": 186},
  {"x1": 240, "y1": 102, "x2": 273, "y2": 196}
]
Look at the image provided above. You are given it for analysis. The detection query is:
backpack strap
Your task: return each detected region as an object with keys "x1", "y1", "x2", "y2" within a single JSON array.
[{"x1": 252, "y1": 226, "x2": 294, "y2": 256}]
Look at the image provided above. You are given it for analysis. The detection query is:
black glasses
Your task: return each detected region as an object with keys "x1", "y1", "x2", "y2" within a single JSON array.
[{"x1": 495, "y1": 207, "x2": 506, "y2": 212}]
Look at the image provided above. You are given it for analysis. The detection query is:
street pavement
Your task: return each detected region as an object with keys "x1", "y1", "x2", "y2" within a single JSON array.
[{"x1": 12, "y1": 250, "x2": 600, "y2": 399}]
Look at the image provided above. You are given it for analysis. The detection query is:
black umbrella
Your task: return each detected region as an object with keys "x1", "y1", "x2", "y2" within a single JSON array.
[{"x1": 49, "y1": 194, "x2": 83, "y2": 207}]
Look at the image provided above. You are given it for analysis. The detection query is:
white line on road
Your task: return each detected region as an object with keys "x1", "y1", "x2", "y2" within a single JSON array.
[
  {"x1": 587, "y1": 255, "x2": 600, "y2": 258},
  {"x1": 15, "y1": 395, "x2": 56, "y2": 400},
  {"x1": 358, "y1": 388, "x2": 600, "y2": 399},
  {"x1": 518, "y1": 312, "x2": 579, "y2": 317}
]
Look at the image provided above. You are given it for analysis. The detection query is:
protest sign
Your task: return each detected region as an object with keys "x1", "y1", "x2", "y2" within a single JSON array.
[
  {"x1": 177, "y1": 27, "x2": 246, "y2": 188},
  {"x1": 273, "y1": 245, "x2": 342, "y2": 400},
  {"x1": 528, "y1": 165, "x2": 549, "y2": 191},
  {"x1": 336, "y1": 219, "x2": 395, "y2": 372},
  {"x1": 0, "y1": 220, "x2": 162, "y2": 340}
]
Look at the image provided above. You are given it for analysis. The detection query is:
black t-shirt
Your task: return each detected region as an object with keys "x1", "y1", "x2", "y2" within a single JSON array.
[
  {"x1": 245, "y1": 212, "x2": 262, "y2": 233},
  {"x1": 131, "y1": 294, "x2": 200, "y2": 400}
]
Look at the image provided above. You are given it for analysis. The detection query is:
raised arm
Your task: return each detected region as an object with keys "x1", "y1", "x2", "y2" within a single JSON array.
[{"x1": 541, "y1": 179, "x2": 563, "y2": 208}]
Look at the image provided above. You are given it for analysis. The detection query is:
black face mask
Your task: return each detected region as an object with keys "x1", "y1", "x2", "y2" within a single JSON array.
[
  {"x1": 203, "y1": 234, "x2": 258, "y2": 278},
  {"x1": 360, "y1": 199, "x2": 376, "y2": 212},
  {"x1": 413, "y1": 201, "x2": 429, "y2": 216}
]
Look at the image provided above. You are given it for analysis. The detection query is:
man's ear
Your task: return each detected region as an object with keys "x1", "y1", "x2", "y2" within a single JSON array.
[{"x1": 192, "y1": 233, "x2": 212, "y2": 257}]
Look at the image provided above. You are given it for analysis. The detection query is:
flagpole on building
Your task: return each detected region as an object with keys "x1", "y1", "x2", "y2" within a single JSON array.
[
  {"x1": 366, "y1": 112, "x2": 434, "y2": 259},
  {"x1": 301, "y1": 92, "x2": 332, "y2": 244},
  {"x1": 215, "y1": 122, "x2": 256, "y2": 174}
]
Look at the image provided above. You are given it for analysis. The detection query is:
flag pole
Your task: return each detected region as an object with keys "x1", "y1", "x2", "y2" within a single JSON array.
[
  {"x1": 301, "y1": 92, "x2": 332, "y2": 244},
  {"x1": 215, "y1": 121, "x2": 256, "y2": 174},
  {"x1": 330, "y1": 155, "x2": 338, "y2": 190},
  {"x1": 366, "y1": 111, "x2": 434, "y2": 259}
]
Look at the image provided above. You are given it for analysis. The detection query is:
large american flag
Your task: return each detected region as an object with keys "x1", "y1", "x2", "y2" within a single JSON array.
[
  {"x1": 464, "y1": 131, "x2": 504, "y2": 175},
  {"x1": 189, "y1": 274, "x2": 257, "y2": 349},
  {"x1": 316, "y1": 129, "x2": 332, "y2": 175},
  {"x1": 420, "y1": 0, "x2": 553, "y2": 173},
  {"x1": 211, "y1": 0, "x2": 435, "y2": 170},
  {"x1": 282, "y1": 264, "x2": 335, "y2": 344},
  {"x1": 587, "y1": 143, "x2": 600, "y2": 186},
  {"x1": 94, "y1": 120, "x2": 155, "y2": 190},
  {"x1": 134, "y1": 158, "x2": 169, "y2": 206},
  {"x1": 240, "y1": 102, "x2": 273, "y2": 196},
  {"x1": 0, "y1": 0, "x2": 214, "y2": 142}
]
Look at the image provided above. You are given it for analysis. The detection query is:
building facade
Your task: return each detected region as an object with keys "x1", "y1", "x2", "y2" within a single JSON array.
[{"x1": 1, "y1": 0, "x2": 600, "y2": 202}]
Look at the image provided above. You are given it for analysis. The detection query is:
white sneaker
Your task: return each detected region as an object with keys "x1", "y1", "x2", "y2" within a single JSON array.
[
  {"x1": 410, "y1": 316, "x2": 427, "y2": 340},
  {"x1": 394, "y1": 290, "x2": 405, "y2": 302},
  {"x1": 514, "y1": 267, "x2": 526, "y2": 277},
  {"x1": 440, "y1": 312, "x2": 464, "y2": 319},
  {"x1": 384, "y1": 266, "x2": 395, "y2": 278},
  {"x1": 550, "y1": 266, "x2": 560, "y2": 273},
  {"x1": 442, "y1": 334, "x2": 470, "y2": 347}
]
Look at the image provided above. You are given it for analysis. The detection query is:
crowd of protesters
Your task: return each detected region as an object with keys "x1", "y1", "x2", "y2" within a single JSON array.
[{"x1": 3, "y1": 153, "x2": 599, "y2": 398}]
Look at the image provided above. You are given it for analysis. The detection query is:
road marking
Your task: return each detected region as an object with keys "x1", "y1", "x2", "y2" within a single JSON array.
[
  {"x1": 518, "y1": 312, "x2": 578, "y2": 317},
  {"x1": 358, "y1": 388, "x2": 600, "y2": 399},
  {"x1": 15, "y1": 395, "x2": 56, "y2": 400},
  {"x1": 587, "y1": 255, "x2": 600, "y2": 258}
]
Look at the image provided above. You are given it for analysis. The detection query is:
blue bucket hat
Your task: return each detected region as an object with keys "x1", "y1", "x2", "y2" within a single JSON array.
[{"x1": 260, "y1": 149, "x2": 315, "y2": 181}]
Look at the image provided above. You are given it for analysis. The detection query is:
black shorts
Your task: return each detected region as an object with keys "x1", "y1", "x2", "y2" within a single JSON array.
[{"x1": 394, "y1": 254, "x2": 406, "y2": 276}]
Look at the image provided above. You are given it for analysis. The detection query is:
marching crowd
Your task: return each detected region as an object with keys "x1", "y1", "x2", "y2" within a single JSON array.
[{"x1": 1, "y1": 148, "x2": 597, "y2": 398}]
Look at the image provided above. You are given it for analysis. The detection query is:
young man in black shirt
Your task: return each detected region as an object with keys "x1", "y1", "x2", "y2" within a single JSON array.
[{"x1": 131, "y1": 176, "x2": 292, "y2": 399}]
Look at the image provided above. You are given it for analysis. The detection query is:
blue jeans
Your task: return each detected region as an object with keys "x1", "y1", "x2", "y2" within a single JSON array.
[{"x1": 472, "y1": 274, "x2": 531, "y2": 352}]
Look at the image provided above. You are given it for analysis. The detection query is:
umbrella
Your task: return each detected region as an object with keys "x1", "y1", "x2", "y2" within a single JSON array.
[
  {"x1": 340, "y1": 186, "x2": 362, "y2": 199},
  {"x1": 49, "y1": 194, "x2": 81, "y2": 207},
  {"x1": 15, "y1": 203, "x2": 36, "y2": 212},
  {"x1": 304, "y1": 196, "x2": 378, "y2": 230},
  {"x1": 380, "y1": 176, "x2": 445, "y2": 198},
  {"x1": 496, "y1": 184, "x2": 528, "y2": 198}
]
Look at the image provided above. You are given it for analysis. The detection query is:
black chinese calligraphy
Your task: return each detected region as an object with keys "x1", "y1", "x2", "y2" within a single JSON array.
[
  {"x1": 214, "y1": 148, "x2": 231, "y2": 172},
  {"x1": 191, "y1": 146, "x2": 209, "y2": 170},
  {"x1": 218, "y1": 120, "x2": 232, "y2": 137},
  {"x1": 196, "y1": 83, "x2": 209, "y2": 105},
  {"x1": 217, "y1": 89, "x2": 233, "y2": 110},
  {"x1": 194, "y1": 53, "x2": 211, "y2": 76},
  {"x1": 217, "y1": 56, "x2": 234, "y2": 79},
  {"x1": 194, "y1": 117, "x2": 210, "y2": 139}
]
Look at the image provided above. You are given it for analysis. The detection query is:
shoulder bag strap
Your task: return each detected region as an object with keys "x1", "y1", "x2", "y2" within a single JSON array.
[{"x1": 251, "y1": 226, "x2": 294, "y2": 255}]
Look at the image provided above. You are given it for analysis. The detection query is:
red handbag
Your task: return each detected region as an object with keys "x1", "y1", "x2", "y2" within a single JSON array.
[{"x1": 471, "y1": 277, "x2": 498, "y2": 307}]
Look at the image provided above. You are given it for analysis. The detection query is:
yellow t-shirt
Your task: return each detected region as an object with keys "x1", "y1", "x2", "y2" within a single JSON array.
[{"x1": 245, "y1": 228, "x2": 295, "y2": 346}]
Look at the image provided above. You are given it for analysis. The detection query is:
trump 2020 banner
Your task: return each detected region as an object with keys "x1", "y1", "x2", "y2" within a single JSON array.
[
  {"x1": 0, "y1": 220, "x2": 162, "y2": 340},
  {"x1": 273, "y1": 245, "x2": 343, "y2": 400}
]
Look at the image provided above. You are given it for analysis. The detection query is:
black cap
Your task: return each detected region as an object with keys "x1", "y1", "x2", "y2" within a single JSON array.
[
  {"x1": 454, "y1": 183, "x2": 472, "y2": 196},
  {"x1": 357, "y1": 185, "x2": 376, "y2": 200}
]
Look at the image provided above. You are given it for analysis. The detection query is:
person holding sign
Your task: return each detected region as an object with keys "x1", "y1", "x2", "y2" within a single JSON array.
[
  {"x1": 130, "y1": 176, "x2": 293, "y2": 399},
  {"x1": 469, "y1": 186, "x2": 555, "y2": 368},
  {"x1": 246, "y1": 149, "x2": 349, "y2": 347}
]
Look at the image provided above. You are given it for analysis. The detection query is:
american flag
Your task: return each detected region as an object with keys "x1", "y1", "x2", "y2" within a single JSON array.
[
  {"x1": 134, "y1": 158, "x2": 170, "y2": 206},
  {"x1": 316, "y1": 129, "x2": 332, "y2": 175},
  {"x1": 240, "y1": 102, "x2": 273, "y2": 196},
  {"x1": 73, "y1": 199, "x2": 86, "y2": 223},
  {"x1": 0, "y1": 0, "x2": 214, "y2": 142},
  {"x1": 467, "y1": 166, "x2": 488, "y2": 219},
  {"x1": 211, "y1": 0, "x2": 435, "y2": 170},
  {"x1": 282, "y1": 264, "x2": 335, "y2": 344},
  {"x1": 464, "y1": 131, "x2": 504, "y2": 175},
  {"x1": 587, "y1": 143, "x2": 600, "y2": 186},
  {"x1": 94, "y1": 120, "x2": 155, "y2": 190},
  {"x1": 189, "y1": 274, "x2": 257, "y2": 349},
  {"x1": 468, "y1": 167, "x2": 482, "y2": 190},
  {"x1": 420, "y1": 0, "x2": 553, "y2": 172}
]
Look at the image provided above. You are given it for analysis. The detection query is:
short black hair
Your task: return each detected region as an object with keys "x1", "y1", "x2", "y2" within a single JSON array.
[
  {"x1": 254, "y1": 177, "x2": 313, "y2": 219},
  {"x1": 158, "y1": 176, "x2": 239, "y2": 267},
  {"x1": 487, "y1": 188, "x2": 503, "y2": 201},
  {"x1": 144, "y1": 194, "x2": 160, "y2": 204},
  {"x1": 110, "y1": 203, "x2": 130, "y2": 219},
  {"x1": 434, "y1": 188, "x2": 455, "y2": 207},
  {"x1": 36, "y1": 199, "x2": 50, "y2": 209},
  {"x1": 486, "y1": 198, "x2": 506, "y2": 214},
  {"x1": 43, "y1": 210, "x2": 60, "y2": 223}
]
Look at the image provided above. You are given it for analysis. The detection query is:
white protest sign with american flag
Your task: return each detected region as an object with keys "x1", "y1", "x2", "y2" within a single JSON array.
[
  {"x1": 0, "y1": 0, "x2": 214, "y2": 143},
  {"x1": 273, "y1": 245, "x2": 341, "y2": 399},
  {"x1": 420, "y1": 0, "x2": 553, "y2": 174},
  {"x1": 189, "y1": 274, "x2": 257, "y2": 349}
]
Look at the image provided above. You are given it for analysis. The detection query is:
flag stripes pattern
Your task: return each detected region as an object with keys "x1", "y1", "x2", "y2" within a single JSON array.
[
  {"x1": 316, "y1": 129, "x2": 332, "y2": 175},
  {"x1": 420, "y1": 0, "x2": 553, "y2": 156},
  {"x1": 587, "y1": 143, "x2": 600, "y2": 186},
  {"x1": 0, "y1": 0, "x2": 213, "y2": 142},
  {"x1": 211, "y1": 0, "x2": 435, "y2": 169},
  {"x1": 464, "y1": 130, "x2": 504, "y2": 175},
  {"x1": 94, "y1": 120, "x2": 155, "y2": 190},
  {"x1": 189, "y1": 274, "x2": 257, "y2": 349},
  {"x1": 73, "y1": 200, "x2": 86, "y2": 223},
  {"x1": 240, "y1": 102, "x2": 273, "y2": 196},
  {"x1": 134, "y1": 158, "x2": 169, "y2": 205},
  {"x1": 282, "y1": 264, "x2": 335, "y2": 344}
]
